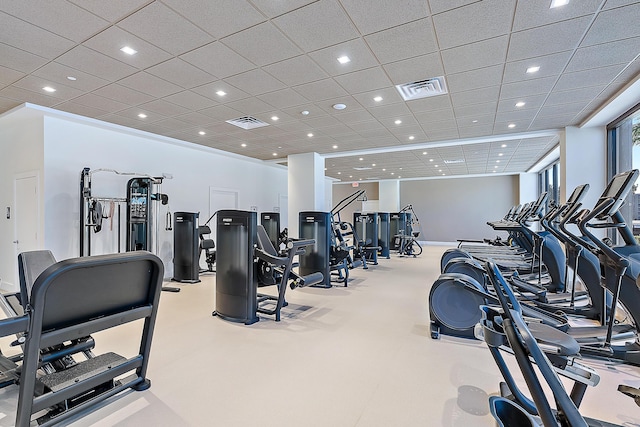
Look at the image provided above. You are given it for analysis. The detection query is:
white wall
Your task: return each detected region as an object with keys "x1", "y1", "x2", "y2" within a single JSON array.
[
  {"x1": 22, "y1": 110, "x2": 286, "y2": 281},
  {"x1": 0, "y1": 108, "x2": 45, "y2": 289},
  {"x1": 518, "y1": 173, "x2": 538, "y2": 204},
  {"x1": 400, "y1": 175, "x2": 518, "y2": 242},
  {"x1": 562, "y1": 126, "x2": 607, "y2": 210}
]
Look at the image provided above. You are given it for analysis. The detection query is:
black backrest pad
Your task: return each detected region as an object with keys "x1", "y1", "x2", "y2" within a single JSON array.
[
  {"x1": 18, "y1": 250, "x2": 57, "y2": 306},
  {"x1": 257, "y1": 224, "x2": 278, "y2": 257},
  {"x1": 30, "y1": 252, "x2": 163, "y2": 331}
]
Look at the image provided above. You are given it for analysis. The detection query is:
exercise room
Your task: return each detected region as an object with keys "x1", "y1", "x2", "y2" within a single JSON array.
[{"x1": 1, "y1": 1, "x2": 640, "y2": 426}]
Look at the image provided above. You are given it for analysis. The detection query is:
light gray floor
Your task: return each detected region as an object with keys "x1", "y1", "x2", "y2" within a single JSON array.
[{"x1": 1, "y1": 245, "x2": 640, "y2": 426}]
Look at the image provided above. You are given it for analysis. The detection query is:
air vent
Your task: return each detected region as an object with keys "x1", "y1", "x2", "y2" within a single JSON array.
[
  {"x1": 353, "y1": 167, "x2": 372, "y2": 170},
  {"x1": 225, "y1": 116, "x2": 269, "y2": 130},
  {"x1": 444, "y1": 159, "x2": 465, "y2": 164},
  {"x1": 395, "y1": 76, "x2": 448, "y2": 101}
]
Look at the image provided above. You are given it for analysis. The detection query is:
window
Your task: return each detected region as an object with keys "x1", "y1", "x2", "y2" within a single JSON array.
[
  {"x1": 607, "y1": 103, "x2": 640, "y2": 239},
  {"x1": 538, "y1": 162, "x2": 560, "y2": 209}
]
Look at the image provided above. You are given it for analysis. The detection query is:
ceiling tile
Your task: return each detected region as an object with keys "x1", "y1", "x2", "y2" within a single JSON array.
[
  {"x1": 0, "y1": 86, "x2": 59, "y2": 107},
  {"x1": 365, "y1": 18, "x2": 438, "y2": 64},
  {"x1": 0, "y1": 43, "x2": 48, "y2": 74},
  {"x1": 335, "y1": 109, "x2": 376, "y2": 125},
  {"x1": 545, "y1": 86, "x2": 606, "y2": 106},
  {"x1": 116, "y1": 107, "x2": 167, "y2": 123},
  {"x1": 582, "y1": 3, "x2": 640, "y2": 46},
  {"x1": 451, "y1": 86, "x2": 500, "y2": 108},
  {"x1": 138, "y1": 99, "x2": 190, "y2": 117},
  {"x1": 55, "y1": 45, "x2": 138, "y2": 81},
  {"x1": 226, "y1": 97, "x2": 275, "y2": 116},
  {"x1": 406, "y1": 95, "x2": 453, "y2": 113},
  {"x1": 352, "y1": 87, "x2": 404, "y2": 108},
  {"x1": 250, "y1": 0, "x2": 316, "y2": 18},
  {"x1": 174, "y1": 111, "x2": 216, "y2": 126},
  {"x1": 12, "y1": 75, "x2": 84, "y2": 100},
  {"x1": 453, "y1": 102, "x2": 497, "y2": 118},
  {"x1": 117, "y1": 2, "x2": 213, "y2": 55},
  {"x1": 334, "y1": 67, "x2": 393, "y2": 94},
  {"x1": 503, "y1": 51, "x2": 572, "y2": 83},
  {"x1": 497, "y1": 94, "x2": 547, "y2": 112},
  {"x1": 263, "y1": 55, "x2": 329, "y2": 87},
  {"x1": 433, "y1": 0, "x2": 515, "y2": 49},
  {"x1": 554, "y1": 64, "x2": 625, "y2": 91},
  {"x1": 0, "y1": 13, "x2": 75, "y2": 60},
  {"x1": 446, "y1": 65, "x2": 504, "y2": 93},
  {"x1": 199, "y1": 105, "x2": 243, "y2": 120},
  {"x1": 368, "y1": 103, "x2": 412, "y2": 120},
  {"x1": 92, "y1": 83, "x2": 155, "y2": 105},
  {"x1": 512, "y1": 0, "x2": 601, "y2": 32},
  {"x1": 273, "y1": 0, "x2": 359, "y2": 51},
  {"x1": 258, "y1": 88, "x2": 310, "y2": 109},
  {"x1": 32, "y1": 62, "x2": 109, "y2": 92},
  {"x1": 428, "y1": 0, "x2": 478, "y2": 15},
  {"x1": 500, "y1": 76, "x2": 556, "y2": 99},
  {"x1": 567, "y1": 37, "x2": 640, "y2": 72},
  {"x1": 383, "y1": 53, "x2": 445, "y2": 84},
  {"x1": 67, "y1": 0, "x2": 153, "y2": 23},
  {"x1": 83, "y1": 26, "x2": 172, "y2": 69},
  {"x1": 180, "y1": 42, "x2": 256, "y2": 79},
  {"x1": 537, "y1": 101, "x2": 590, "y2": 118},
  {"x1": 162, "y1": 91, "x2": 218, "y2": 110},
  {"x1": 293, "y1": 79, "x2": 348, "y2": 102},
  {"x1": 225, "y1": 69, "x2": 287, "y2": 96},
  {"x1": 222, "y1": 22, "x2": 302, "y2": 67},
  {"x1": 118, "y1": 72, "x2": 182, "y2": 97},
  {"x1": 190, "y1": 81, "x2": 251, "y2": 103},
  {"x1": 341, "y1": 0, "x2": 428, "y2": 35},
  {"x1": 495, "y1": 109, "x2": 539, "y2": 123},
  {"x1": 71, "y1": 93, "x2": 129, "y2": 113},
  {"x1": 1, "y1": 0, "x2": 109, "y2": 42},
  {"x1": 507, "y1": 17, "x2": 592, "y2": 61},
  {"x1": 415, "y1": 108, "x2": 455, "y2": 122},
  {"x1": 441, "y1": 36, "x2": 509, "y2": 74},
  {"x1": 0, "y1": 65, "x2": 25, "y2": 86},
  {"x1": 162, "y1": 0, "x2": 265, "y2": 39},
  {"x1": 49, "y1": 101, "x2": 109, "y2": 118},
  {"x1": 146, "y1": 58, "x2": 215, "y2": 89},
  {"x1": 309, "y1": 39, "x2": 380, "y2": 76}
]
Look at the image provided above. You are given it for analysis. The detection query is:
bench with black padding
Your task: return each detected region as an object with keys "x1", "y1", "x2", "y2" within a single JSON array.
[{"x1": 0, "y1": 251, "x2": 164, "y2": 427}]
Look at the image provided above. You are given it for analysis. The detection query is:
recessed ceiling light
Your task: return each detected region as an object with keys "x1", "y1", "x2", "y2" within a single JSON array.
[
  {"x1": 390, "y1": 172, "x2": 395, "y2": 175},
  {"x1": 382, "y1": 169, "x2": 386, "y2": 171},
  {"x1": 138, "y1": 113, "x2": 147, "y2": 118},
  {"x1": 372, "y1": 163, "x2": 376, "y2": 167},
  {"x1": 216, "y1": 90, "x2": 226, "y2": 97},
  {"x1": 42, "y1": 86, "x2": 56, "y2": 93},
  {"x1": 515, "y1": 101, "x2": 526, "y2": 107},
  {"x1": 439, "y1": 170, "x2": 442, "y2": 172},
  {"x1": 273, "y1": 152, "x2": 278, "y2": 156},
  {"x1": 333, "y1": 145, "x2": 338, "y2": 149},
  {"x1": 526, "y1": 66, "x2": 540, "y2": 74},
  {"x1": 337, "y1": 55, "x2": 350, "y2": 64},
  {"x1": 332, "y1": 103, "x2": 346, "y2": 110},
  {"x1": 429, "y1": 159, "x2": 433, "y2": 162},
  {"x1": 434, "y1": 165, "x2": 438, "y2": 167},
  {"x1": 501, "y1": 144, "x2": 507, "y2": 148},
  {"x1": 409, "y1": 136, "x2": 415, "y2": 140},
  {"x1": 550, "y1": 0, "x2": 569, "y2": 8},
  {"x1": 358, "y1": 158, "x2": 364, "y2": 161},
  {"x1": 472, "y1": 120, "x2": 478, "y2": 123},
  {"x1": 373, "y1": 96, "x2": 383, "y2": 102},
  {"x1": 301, "y1": 110, "x2": 309, "y2": 115},
  {"x1": 399, "y1": 168, "x2": 402, "y2": 170},
  {"x1": 496, "y1": 160, "x2": 501, "y2": 163},
  {"x1": 442, "y1": 174, "x2": 445, "y2": 176},
  {"x1": 278, "y1": 146, "x2": 282, "y2": 149},
  {"x1": 271, "y1": 116, "x2": 279, "y2": 121},
  {"x1": 494, "y1": 165, "x2": 498, "y2": 168},
  {"x1": 349, "y1": 175, "x2": 353, "y2": 178},
  {"x1": 241, "y1": 143, "x2": 247, "y2": 147},
  {"x1": 199, "y1": 131, "x2": 206, "y2": 135},
  {"x1": 422, "y1": 152, "x2": 427, "y2": 155},
  {"x1": 120, "y1": 46, "x2": 137, "y2": 55},
  {"x1": 498, "y1": 153, "x2": 503, "y2": 156},
  {"x1": 337, "y1": 172, "x2": 341, "y2": 175},
  {"x1": 508, "y1": 123, "x2": 516, "y2": 128},
  {"x1": 394, "y1": 119, "x2": 402, "y2": 125},
  {"x1": 66, "y1": 76, "x2": 77, "y2": 81},
  {"x1": 307, "y1": 133, "x2": 313, "y2": 137},
  {"x1": 324, "y1": 168, "x2": 327, "y2": 171}
]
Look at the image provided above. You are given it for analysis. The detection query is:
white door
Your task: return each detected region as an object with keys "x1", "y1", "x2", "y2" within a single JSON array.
[
  {"x1": 14, "y1": 174, "x2": 40, "y2": 282},
  {"x1": 208, "y1": 188, "x2": 239, "y2": 237}
]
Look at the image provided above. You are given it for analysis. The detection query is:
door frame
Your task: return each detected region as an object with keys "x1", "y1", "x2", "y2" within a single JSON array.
[{"x1": 13, "y1": 170, "x2": 41, "y2": 285}]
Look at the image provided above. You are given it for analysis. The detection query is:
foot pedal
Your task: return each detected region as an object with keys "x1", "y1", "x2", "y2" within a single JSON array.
[
  {"x1": 618, "y1": 384, "x2": 640, "y2": 407},
  {"x1": 39, "y1": 352, "x2": 126, "y2": 392}
]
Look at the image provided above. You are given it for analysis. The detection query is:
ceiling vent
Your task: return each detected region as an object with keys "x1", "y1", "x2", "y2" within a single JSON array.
[
  {"x1": 225, "y1": 116, "x2": 269, "y2": 130},
  {"x1": 395, "y1": 76, "x2": 448, "y2": 101},
  {"x1": 444, "y1": 159, "x2": 465, "y2": 164}
]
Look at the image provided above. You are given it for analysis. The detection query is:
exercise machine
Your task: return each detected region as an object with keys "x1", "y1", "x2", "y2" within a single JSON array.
[
  {"x1": 213, "y1": 210, "x2": 323, "y2": 324},
  {"x1": 353, "y1": 212, "x2": 381, "y2": 265},
  {"x1": 260, "y1": 212, "x2": 281, "y2": 250},
  {"x1": 172, "y1": 211, "x2": 200, "y2": 283},
  {"x1": 377, "y1": 212, "x2": 391, "y2": 259}
]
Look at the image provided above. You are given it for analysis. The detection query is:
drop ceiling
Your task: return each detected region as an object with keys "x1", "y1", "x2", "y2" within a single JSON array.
[{"x1": 1, "y1": 0, "x2": 639, "y2": 182}]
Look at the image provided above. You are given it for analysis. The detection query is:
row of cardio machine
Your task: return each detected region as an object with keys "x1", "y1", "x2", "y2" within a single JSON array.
[
  {"x1": 428, "y1": 169, "x2": 640, "y2": 424},
  {"x1": 210, "y1": 204, "x2": 420, "y2": 325}
]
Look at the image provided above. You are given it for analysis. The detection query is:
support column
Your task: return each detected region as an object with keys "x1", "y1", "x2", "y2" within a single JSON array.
[
  {"x1": 378, "y1": 180, "x2": 400, "y2": 212},
  {"x1": 288, "y1": 152, "x2": 325, "y2": 237}
]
